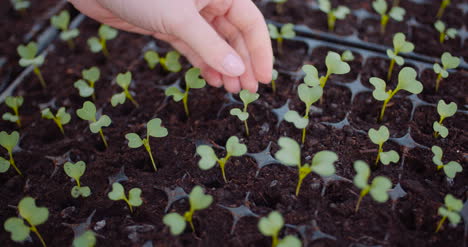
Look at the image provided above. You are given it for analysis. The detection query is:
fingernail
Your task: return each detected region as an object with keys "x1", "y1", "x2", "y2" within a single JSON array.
[{"x1": 223, "y1": 53, "x2": 245, "y2": 76}]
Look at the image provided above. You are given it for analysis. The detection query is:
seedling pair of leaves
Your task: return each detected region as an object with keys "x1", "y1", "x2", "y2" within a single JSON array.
[
  {"x1": 353, "y1": 160, "x2": 392, "y2": 212},
  {"x1": 125, "y1": 118, "x2": 168, "y2": 171},
  {"x1": 370, "y1": 67, "x2": 423, "y2": 121},
  {"x1": 268, "y1": 23, "x2": 295, "y2": 55},
  {"x1": 51, "y1": 10, "x2": 79, "y2": 48},
  {"x1": 0, "y1": 131, "x2": 22, "y2": 176},
  {"x1": 2, "y1": 96, "x2": 23, "y2": 127},
  {"x1": 230, "y1": 89, "x2": 259, "y2": 136},
  {"x1": 433, "y1": 52, "x2": 460, "y2": 92},
  {"x1": 64, "y1": 161, "x2": 91, "y2": 198},
  {"x1": 436, "y1": 0, "x2": 451, "y2": 19},
  {"x1": 163, "y1": 186, "x2": 213, "y2": 235},
  {"x1": 17, "y1": 42, "x2": 46, "y2": 88},
  {"x1": 431, "y1": 146, "x2": 462, "y2": 179},
  {"x1": 108, "y1": 182, "x2": 142, "y2": 213},
  {"x1": 275, "y1": 137, "x2": 338, "y2": 196},
  {"x1": 11, "y1": 0, "x2": 30, "y2": 11},
  {"x1": 258, "y1": 211, "x2": 302, "y2": 247},
  {"x1": 87, "y1": 24, "x2": 118, "y2": 57},
  {"x1": 434, "y1": 21, "x2": 457, "y2": 44},
  {"x1": 76, "y1": 101, "x2": 112, "y2": 148},
  {"x1": 165, "y1": 67, "x2": 206, "y2": 117},
  {"x1": 196, "y1": 136, "x2": 247, "y2": 182},
  {"x1": 436, "y1": 194, "x2": 463, "y2": 232},
  {"x1": 318, "y1": 0, "x2": 350, "y2": 32},
  {"x1": 386, "y1": 33, "x2": 414, "y2": 80},
  {"x1": 302, "y1": 52, "x2": 351, "y2": 89},
  {"x1": 372, "y1": 0, "x2": 405, "y2": 34},
  {"x1": 368, "y1": 126, "x2": 400, "y2": 165},
  {"x1": 144, "y1": 50, "x2": 182, "y2": 73},
  {"x1": 41, "y1": 107, "x2": 71, "y2": 135},
  {"x1": 74, "y1": 66, "x2": 100, "y2": 100},
  {"x1": 111, "y1": 71, "x2": 139, "y2": 107},
  {"x1": 433, "y1": 100, "x2": 457, "y2": 138},
  {"x1": 4, "y1": 197, "x2": 49, "y2": 247}
]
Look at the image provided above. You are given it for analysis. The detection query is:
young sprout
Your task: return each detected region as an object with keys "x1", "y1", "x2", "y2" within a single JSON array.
[
  {"x1": 268, "y1": 23, "x2": 295, "y2": 55},
  {"x1": 11, "y1": 0, "x2": 30, "y2": 12},
  {"x1": 302, "y1": 52, "x2": 350, "y2": 89},
  {"x1": 433, "y1": 52, "x2": 460, "y2": 92},
  {"x1": 0, "y1": 131, "x2": 21, "y2": 176},
  {"x1": 163, "y1": 186, "x2": 213, "y2": 235},
  {"x1": 17, "y1": 42, "x2": 46, "y2": 88},
  {"x1": 4, "y1": 197, "x2": 49, "y2": 247},
  {"x1": 271, "y1": 69, "x2": 279, "y2": 93},
  {"x1": 73, "y1": 230, "x2": 96, "y2": 247},
  {"x1": 431, "y1": 146, "x2": 462, "y2": 179},
  {"x1": 2, "y1": 96, "x2": 23, "y2": 127},
  {"x1": 64, "y1": 161, "x2": 91, "y2": 198},
  {"x1": 196, "y1": 136, "x2": 247, "y2": 182},
  {"x1": 433, "y1": 100, "x2": 457, "y2": 138},
  {"x1": 229, "y1": 89, "x2": 259, "y2": 136},
  {"x1": 74, "y1": 66, "x2": 100, "y2": 100},
  {"x1": 125, "y1": 118, "x2": 168, "y2": 171},
  {"x1": 144, "y1": 50, "x2": 182, "y2": 72},
  {"x1": 165, "y1": 67, "x2": 206, "y2": 117},
  {"x1": 341, "y1": 50, "x2": 355, "y2": 62},
  {"x1": 87, "y1": 24, "x2": 118, "y2": 57},
  {"x1": 436, "y1": 194, "x2": 463, "y2": 232},
  {"x1": 108, "y1": 182, "x2": 142, "y2": 213},
  {"x1": 353, "y1": 160, "x2": 392, "y2": 212},
  {"x1": 386, "y1": 33, "x2": 414, "y2": 80},
  {"x1": 76, "y1": 101, "x2": 112, "y2": 148},
  {"x1": 436, "y1": 0, "x2": 451, "y2": 19},
  {"x1": 368, "y1": 126, "x2": 400, "y2": 165},
  {"x1": 434, "y1": 21, "x2": 457, "y2": 44},
  {"x1": 50, "y1": 10, "x2": 79, "y2": 49},
  {"x1": 284, "y1": 82, "x2": 323, "y2": 144},
  {"x1": 275, "y1": 137, "x2": 337, "y2": 196},
  {"x1": 370, "y1": 67, "x2": 423, "y2": 121},
  {"x1": 258, "y1": 211, "x2": 302, "y2": 247},
  {"x1": 272, "y1": 0, "x2": 287, "y2": 14},
  {"x1": 318, "y1": 0, "x2": 350, "y2": 32},
  {"x1": 41, "y1": 107, "x2": 71, "y2": 135},
  {"x1": 372, "y1": 0, "x2": 405, "y2": 34},
  {"x1": 111, "y1": 71, "x2": 139, "y2": 107}
]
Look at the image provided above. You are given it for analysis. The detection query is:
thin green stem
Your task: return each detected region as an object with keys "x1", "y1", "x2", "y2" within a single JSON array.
[
  {"x1": 379, "y1": 90, "x2": 396, "y2": 122},
  {"x1": 435, "y1": 216, "x2": 447, "y2": 233},
  {"x1": 219, "y1": 160, "x2": 227, "y2": 183},
  {"x1": 271, "y1": 80, "x2": 276, "y2": 93},
  {"x1": 66, "y1": 39, "x2": 75, "y2": 50},
  {"x1": 272, "y1": 234, "x2": 279, "y2": 247},
  {"x1": 277, "y1": 37, "x2": 283, "y2": 56},
  {"x1": 123, "y1": 198, "x2": 133, "y2": 213},
  {"x1": 436, "y1": 0, "x2": 450, "y2": 19},
  {"x1": 144, "y1": 141, "x2": 157, "y2": 171},
  {"x1": 380, "y1": 15, "x2": 389, "y2": 34},
  {"x1": 355, "y1": 188, "x2": 369, "y2": 212},
  {"x1": 328, "y1": 13, "x2": 336, "y2": 32},
  {"x1": 183, "y1": 89, "x2": 189, "y2": 117},
  {"x1": 375, "y1": 144, "x2": 383, "y2": 165},
  {"x1": 101, "y1": 39, "x2": 109, "y2": 57},
  {"x1": 53, "y1": 118, "x2": 65, "y2": 135},
  {"x1": 302, "y1": 106, "x2": 310, "y2": 144},
  {"x1": 439, "y1": 32, "x2": 445, "y2": 44},
  {"x1": 435, "y1": 73, "x2": 442, "y2": 92},
  {"x1": 33, "y1": 67, "x2": 46, "y2": 88},
  {"x1": 184, "y1": 210, "x2": 195, "y2": 232},
  {"x1": 387, "y1": 59, "x2": 395, "y2": 81},
  {"x1": 99, "y1": 129, "x2": 108, "y2": 148},
  {"x1": 433, "y1": 117, "x2": 445, "y2": 138},
  {"x1": 125, "y1": 90, "x2": 139, "y2": 107},
  {"x1": 9, "y1": 151, "x2": 22, "y2": 176},
  {"x1": 30, "y1": 225, "x2": 47, "y2": 247},
  {"x1": 244, "y1": 120, "x2": 249, "y2": 136},
  {"x1": 13, "y1": 107, "x2": 21, "y2": 127}
]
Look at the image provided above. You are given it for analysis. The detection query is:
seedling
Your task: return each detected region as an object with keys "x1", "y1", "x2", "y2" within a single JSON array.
[
  {"x1": 111, "y1": 71, "x2": 139, "y2": 107},
  {"x1": 258, "y1": 211, "x2": 302, "y2": 247},
  {"x1": 386, "y1": 32, "x2": 414, "y2": 80},
  {"x1": 275, "y1": 137, "x2": 337, "y2": 195},
  {"x1": 64, "y1": 161, "x2": 91, "y2": 198},
  {"x1": 284, "y1": 82, "x2": 323, "y2": 144},
  {"x1": 41, "y1": 107, "x2": 71, "y2": 135},
  {"x1": 4, "y1": 197, "x2": 49, "y2": 247},
  {"x1": 11, "y1": 0, "x2": 30, "y2": 12},
  {"x1": 272, "y1": 0, "x2": 287, "y2": 14},
  {"x1": 433, "y1": 52, "x2": 460, "y2": 92},
  {"x1": 370, "y1": 67, "x2": 423, "y2": 121},
  {"x1": 125, "y1": 118, "x2": 168, "y2": 171},
  {"x1": 271, "y1": 69, "x2": 279, "y2": 93},
  {"x1": 433, "y1": 100, "x2": 457, "y2": 138},
  {"x1": 50, "y1": 10, "x2": 79, "y2": 49},
  {"x1": 73, "y1": 230, "x2": 96, "y2": 247},
  {"x1": 431, "y1": 146, "x2": 462, "y2": 179},
  {"x1": 74, "y1": 66, "x2": 100, "y2": 100},
  {"x1": 268, "y1": 23, "x2": 295, "y2": 54},
  {"x1": 353, "y1": 160, "x2": 392, "y2": 212},
  {"x1": 436, "y1": 0, "x2": 450, "y2": 19},
  {"x1": 372, "y1": 0, "x2": 405, "y2": 34},
  {"x1": 2, "y1": 96, "x2": 23, "y2": 127},
  {"x1": 165, "y1": 67, "x2": 206, "y2": 117},
  {"x1": 436, "y1": 194, "x2": 462, "y2": 232},
  {"x1": 163, "y1": 186, "x2": 213, "y2": 235},
  {"x1": 230, "y1": 89, "x2": 259, "y2": 136},
  {"x1": 196, "y1": 136, "x2": 247, "y2": 182},
  {"x1": 17, "y1": 42, "x2": 46, "y2": 88},
  {"x1": 76, "y1": 101, "x2": 112, "y2": 148},
  {"x1": 302, "y1": 52, "x2": 350, "y2": 89},
  {"x1": 144, "y1": 50, "x2": 182, "y2": 72},
  {"x1": 318, "y1": 0, "x2": 350, "y2": 32},
  {"x1": 108, "y1": 182, "x2": 142, "y2": 213},
  {"x1": 0, "y1": 131, "x2": 21, "y2": 176},
  {"x1": 341, "y1": 50, "x2": 355, "y2": 62},
  {"x1": 434, "y1": 21, "x2": 457, "y2": 44},
  {"x1": 368, "y1": 126, "x2": 400, "y2": 165},
  {"x1": 87, "y1": 24, "x2": 118, "y2": 57}
]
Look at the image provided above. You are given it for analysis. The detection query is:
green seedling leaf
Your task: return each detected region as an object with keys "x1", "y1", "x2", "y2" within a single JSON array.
[
  {"x1": 311, "y1": 150, "x2": 338, "y2": 177},
  {"x1": 196, "y1": 146, "x2": 218, "y2": 170},
  {"x1": 372, "y1": 0, "x2": 387, "y2": 15},
  {"x1": 163, "y1": 213, "x2": 186, "y2": 235},
  {"x1": 437, "y1": 194, "x2": 463, "y2": 232},
  {"x1": 60, "y1": 29, "x2": 79, "y2": 41},
  {"x1": 83, "y1": 67, "x2": 100, "y2": 83},
  {"x1": 334, "y1": 6, "x2": 350, "y2": 19},
  {"x1": 434, "y1": 20, "x2": 445, "y2": 33},
  {"x1": 116, "y1": 71, "x2": 132, "y2": 89},
  {"x1": 108, "y1": 182, "x2": 125, "y2": 201},
  {"x1": 326, "y1": 51, "x2": 350, "y2": 75},
  {"x1": 380, "y1": 150, "x2": 400, "y2": 165},
  {"x1": 353, "y1": 160, "x2": 370, "y2": 189},
  {"x1": 2, "y1": 112, "x2": 18, "y2": 122},
  {"x1": 4, "y1": 217, "x2": 30, "y2": 242},
  {"x1": 74, "y1": 80, "x2": 94, "y2": 97},
  {"x1": 369, "y1": 176, "x2": 392, "y2": 202},
  {"x1": 18, "y1": 197, "x2": 49, "y2": 226},
  {"x1": 18, "y1": 55, "x2": 44, "y2": 67},
  {"x1": 72, "y1": 230, "x2": 96, "y2": 247},
  {"x1": 395, "y1": 67, "x2": 423, "y2": 94},
  {"x1": 431, "y1": 145, "x2": 444, "y2": 166},
  {"x1": 437, "y1": 100, "x2": 457, "y2": 119},
  {"x1": 298, "y1": 84, "x2": 323, "y2": 107},
  {"x1": 368, "y1": 126, "x2": 390, "y2": 145},
  {"x1": 441, "y1": 52, "x2": 460, "y2": 70},
  {"x1": 393, "y1": 32, "x2": 414, "y2": 53},
  {"x1": 76, "y1": 101, "x2": 96, "y2": 121},
  {"x1": 5, "y1": 96, "x2": 23, "y2": 110},
  {"x1": 433, "y1": 63, "x2": 448, "y2": 78},
  {"x1": 56, "y1": 107, "x2": 71, "y2": 124},
  {"x1": 41, "y1": 108, "x2": 54, "y2": 119},
  {"x1": 51, "y1": 10, "x2": 70, "y2": 31},
  {"x1": 272, "y1": 69, "x2": 279, "y2": 81},
  {"x1": 386, "y1": 49, "x2": 404, "y2": 65},
  {"x1": 144, "y1": 50, "x2": 160, "y2": 69},
  {"x1": 0, "y1": 157, "x2": 10, "y2": 173},
  {"x1": 185, "y1": 68, "x2": 206, "y2": 89},
  {"x1": 277, "y1": 236, "x2": 302, "y2": 247},
  {"x1": 239, "y1": 89, "x2": 259, "y2": 105},
  {"x1": 64, "y1": 161, "x2": 86, "y2": 182},
  {"x1": 147, "y1": 118, "x2": 168, "y2": 138},
  {"x1": 87, "y1": 37, "x2": 102, "y2": 53},
  {"x1": 341, "y1": 50, "x2": 354, "y2": 61},
  {"x1": 230, "y1": 108, "x2": 249, "y2": 121},
  {"x1": 284, "y1": 110, "x2": 309, "y2": 129},
  {"x1": 128, "y1": 188, "x2": 143, "y2": 206},
  {"x1": 433, "y1": 122, "x2": 448, "y2": 138},
  {"x1": 226, "y1": 136, "x2": 247, "y2": 156},
  {"x1": 258, "y1": 211, "x2": 284, "y2": 237},
  {"x1": 165, "y1": 87, "x2": 184, "y2": 101},
  {"x1": 71, "y1": 186, "x2": 91, "y2": 198},
  {"x1": 280, "y1": 23, "x2": 296, "y2": 39},
  {"x1": 17, "y1": 42, "x2": 38, "y2": 59},
  {"x1": 12, "y1": 0, "x2": 30, "y2": 11},
  {"x1": 318, "y1": 0, "x2": 331, "y2": 13},
  {"x1": 0, "y1": 131, "x2": 20, "y2": 153},
  {"x1": 89, "y1": 115, "x2": 111, "y2": 133},
  {"x1": 98, "y1": 25, "x2": 118, "y2": 40},
  {"x1": 164, "y1": 51, "x2": 182, "y2": 72},
  {"x1": 108, "y1": 182, "x2": 142, "y2": 211},
  {"x1": 268, "y1": 24, "x2": 280, "y2": 39},
  {"x1": 431, "y1": 145, "x2": 463, "y2": 179},
  {"x1": 389, "y1": 7, "x2": 405, "y2": 21},
  {"x1": 125, "y1": 133, "x2": 143, "y2": 148},
  {"x1": 302, "y1": 64, "x2": 320, "y2": 87},
  {"x1": 111, "y1": 92, "x2": 126, "y2": 106},
  {"x1": 189, "y1": 186, "x2": 213, "y2": 211},
  {"x1": 275, "y1": 137, "x2": 300, "y2": 166},
  {"x1": 369, "y1": 77, "x2": 390, "y2": 101}
]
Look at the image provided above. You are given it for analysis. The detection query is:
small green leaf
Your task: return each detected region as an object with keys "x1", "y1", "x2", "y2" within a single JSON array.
[
  {"x1": 302, "y1": 65, "x2": 320, "y2": 87},
  {"x1": 144, "y1": 50, "x2": 160, "y2": 69},
  {"x1": 87, "y1": 37, "x2": 102, "y2": 53},
  {"x1": 226, "y1": 136, "x2": 247, "y2": 156},
  {"x1": 185, "y1": 68, "x2": 206, "y2": 89},
  {"x1": 239, "y1": 89, "x2": 259, "y2": 106},
  {"x1": 4, "y1": 217, "x2": 30, "y2": 242},
  {"x1": 396, "y1": 67, "x2": 423, "y2": 94},
  {"x1": 268, "y1": 24, "x2": 280, "y2": 39},
  {"x1": 0, "y1": 131, "x2": 20, "y2": 153},
  {"x1": 284, "y1": 110, "x2": 309, "y2": 129},
  {"x1": 64, "y1": 161, "x2": 86, "y2": 181},
  {"x1": 82, "y1": 67, "x2": 100, "y2": 83},
  {"x1": 60, "y1": 29, "x2": 79, "y2": 41},
  {"x1": 272, "y1": 69, "x2": 279, "y2": 81},
  {"x1": 380, "y1": 150, "x2": 400, "y2": 165},
  {"x1": 441, "y1": 52, "x2": 460, "y2": 70},
  {"x1": 334, "y1": 6, "x2": 350, "y2": 19},
  {"x1": 19, "y1": 55, "x2": 44, "y2": 67},
  {"x1": 433, "y1": 122, "x2": 449, "y2": 138},
  {"x1": 277, "y1": 235, "x2": 302, "y2": 247},
  {"x1": 230, "y1": 108, "x2": 249, "y2": 121},
  {"x1": 372, "y1": 0, "x2": 388, "y2": 15},
  {"x1": 3, "y1": 112, "x2": 19, "y2": 122},
  {"x1": 325, "y1": 51, "x2": 350, "y2": 75},
  {"x1": 368, "y1": 126, "x2": 390, "y2": 145},
  {"x1": 89, "y1": 115, "x2": 111, "y2": 133},
  {"x1": 392, "y1": 33, "x2": 414, "y2": 53},
  {"x1": 445, "y1": 194, "x2": 463, "y2": 212},
  {"x1": 431, "y1": 145, "x2": 444, "y2": 166},
  {"x1": 369, "y1": 176, "x2": 392, "y2": 202},
  {"x1": 163, "y1": 213, "x2": 186, "y2": 235},
  {"x1": 280, "y1": 23, "x2": 296, "y2": 39},
  {"x1": 71, "y1": 186, "x2": 91, "y2": 198},
  {"x1": 147, "y1": 118, "x2": 168, "y2": 138},
  {"x1": 275, "y1": 137, "x2": 300, "y2": 167},
  {"x1": 116, "y1": 71, "x2": 132, "y2": 89},
  {"x1": 0, "y1": 157, "x2": 10, "y2": 173},
  {"x1": 108, "y1": 183, "x2": 125, "y2": 201},
  {"x1": 76, "y1": 101, "x2": 96, "y2": 121},
  {"x1": 125, "y1": 133, "x2": 143, "y2": 148},
  {"x1": 311, "y1": 151, "x2": 337, "y2": 177},
  {"x1": 17, "y1": 42, "x2": 38, "y2": 59},
  {"x1": 389, "y1": 7, "x2": 405, "y2": 21},
  {"x1": 51, "y1": 10, "x2": 70, "y2": 30},
  {"x1": 5, "y1": 96, "x2": 24, "y2": 109},
  {"x1": 446, "y1": 28, "x2": 457, "y2": 39},
  {"x1": 197, "y1": 145, "x2": 218, "y2": 170},
  {"x1": 298, "y1": 84, "x2": 323, "y2": 107},
  {"x1": 369, "y1": 77, "x2": 389, "y2": 101},
  {"x1": 353, "y1": 160, "x2": 370, "y2": 189},
  {"x1": 18, "y1": 197, "x2": 49, "y2": 226},
  {"x1": 189, "y1": 186, "x2": 213, "y2": 210},
  {"x1": 98, "y1": 25, "x2": 118, "y2": 40},
  {"x1": 128, "y1": 188, "x2": 143, "y2": 206},
  {"x1": 318, "y1": 0, "x2": 331, "y2": 13},
  {"x1": 433, "y1": 63, "x2": 448, "y2": 78},
  {"x1": 341, "y1": 50, "x2": 355, "y2": 61},
  {"x1": 56, "y1": 107, "x2": 71, "y2": 125},
  {"x1": 111, "y1": 92, "x2": 126, "y2": 106},
  {"x1": 165, "y1": 51, "x2": 182, "y2": 72},
  {"x1": 74, "y1": 80, "x2": 94, "y2": 97},
  {"x1": 434, "y1": 20, "x2": 445, "y2": 33},
  {"x1": 165, "y1": 87, "x2": 185, "y2": 102},
  {"x1": 443, "y1": 161, "x2": 462, "y2": 179},
  {"x1": 258, "y1": 211, "x2": 284, "y2": 237},
  {"x1": 72, "y1": 230, "x2": 96, "y2": 247}
]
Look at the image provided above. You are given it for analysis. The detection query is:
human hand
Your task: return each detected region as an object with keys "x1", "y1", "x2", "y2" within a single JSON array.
[{"x1": 69, "y1": 0, "x2": 273, "y2": 93}]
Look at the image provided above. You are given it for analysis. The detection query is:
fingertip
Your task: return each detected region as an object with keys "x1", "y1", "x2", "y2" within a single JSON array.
[
  {"x1": 222, "y1": 52, "x2": 246, "y2": 77},
  {"x1": 201, "y1": 67, "x2": 223, "y2": 88},
  {"x1": 223, "y1": 75, "x2": 241, "y2": 93}
]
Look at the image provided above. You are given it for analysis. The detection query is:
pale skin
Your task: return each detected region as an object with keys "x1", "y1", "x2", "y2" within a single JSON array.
[{"x1": 69, "y1": 0, "x2": 273, "y2": 93}]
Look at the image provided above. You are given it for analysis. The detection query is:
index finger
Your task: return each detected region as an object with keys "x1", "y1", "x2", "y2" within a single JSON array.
[{"x1": 226, "y1": 0, "x2": 273, "y2": 83}]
